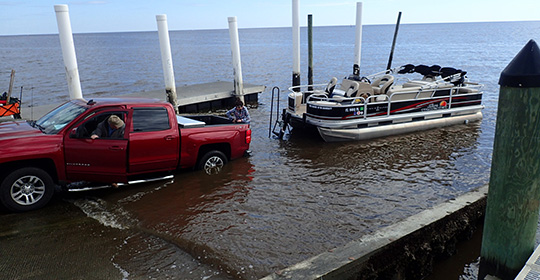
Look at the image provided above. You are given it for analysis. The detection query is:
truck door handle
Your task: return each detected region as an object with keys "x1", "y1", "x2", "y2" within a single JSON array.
[
  {"x1": 164, "y1": 135, "x2": 174, "y2": 140},
  {"x1": 109, "y1": 146, "x2": 124, "y2": 151}
]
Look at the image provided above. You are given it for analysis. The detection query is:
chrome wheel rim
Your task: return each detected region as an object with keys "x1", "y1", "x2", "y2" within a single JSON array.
[
  {"x1": 10, "y1": 175, "x2": 46, "y2": 206},
  {"x1": 204, "y1": 156, "x2": 224, "y2": 175}
]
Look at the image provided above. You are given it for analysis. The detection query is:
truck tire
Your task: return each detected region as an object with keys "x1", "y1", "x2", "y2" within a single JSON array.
[
  {"x1": 0, "y1": 167, "x2": 55, "y2": 212},
  {"x1": 198, "y1": 150, "x2": 228, "y2": 175}
]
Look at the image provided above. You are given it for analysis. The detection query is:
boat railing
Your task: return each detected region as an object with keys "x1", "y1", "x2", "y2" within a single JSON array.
[
  {"x1": 288, "y1": 83, "x2": 328, "y2": 94},
  {"x1": 364, "y1": 67, "x2": 398, "y2": 81},
  {"x1": 305, "y1": 92, "x2": 366, "y2": 104},
  {"x1": 304, "y1": 82, "x2": 482, "y2": 120},
  {"x1": 383, "y1": 83, "x2": 483, "y2": 117}
]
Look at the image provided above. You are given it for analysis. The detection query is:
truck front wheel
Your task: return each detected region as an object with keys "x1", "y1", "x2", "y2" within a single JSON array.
[
  {"x1": 198, "y1": 150, "x2": 228, "y2": 175},
  {"x1": 0, "y1": 167, "x2": 55, "y2": 212}
]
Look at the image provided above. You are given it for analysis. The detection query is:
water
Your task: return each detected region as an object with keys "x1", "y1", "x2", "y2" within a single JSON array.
[{"x1": 1, "y1": 21, "x2": 540, "y2": 279}]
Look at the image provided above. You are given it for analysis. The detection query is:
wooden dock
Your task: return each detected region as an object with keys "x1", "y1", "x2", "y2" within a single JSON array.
[
  {"x1": 17, "y1": 81, "x2": 265, "y2": 120},
  {"x1": 141, "y1": 81, "x2": 265, "y2": 113}
]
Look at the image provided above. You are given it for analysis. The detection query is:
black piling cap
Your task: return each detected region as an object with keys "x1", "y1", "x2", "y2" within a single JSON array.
[{"x1": 499, "y1": 39, "x2": 540, "y2": 87}]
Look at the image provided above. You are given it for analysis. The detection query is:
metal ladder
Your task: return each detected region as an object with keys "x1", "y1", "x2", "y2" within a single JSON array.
[{"x1": 268, "y1": 86, "x2": 290, "y2": 140}]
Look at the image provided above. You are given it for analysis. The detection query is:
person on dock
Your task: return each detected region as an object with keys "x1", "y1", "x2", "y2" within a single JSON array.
[
  {"x1": 91, "y1": 114, "x2": 125, "y2": 139},
  {"x1": 226, "y1": 98, "x2": 250, "y2": 124}
]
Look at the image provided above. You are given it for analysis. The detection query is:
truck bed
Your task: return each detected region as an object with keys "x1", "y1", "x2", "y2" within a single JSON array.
[{"x1": 176, "y1": 115, "x2": 233, "y2": 128}]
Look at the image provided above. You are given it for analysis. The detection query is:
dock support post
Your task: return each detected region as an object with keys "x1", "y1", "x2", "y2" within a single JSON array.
[
  {"x1": 7, "y1": 69, "x2": 15, "y2": 104},
  {"x1": 353, "y1": 2, "x2": 362, "y2": 76},
  {"x1": 227, "y1": 16, "x2": 244, "y2": 103},
  {"x1": 307, "y1": 14, "x2": 313, "y2": 91},
  {"x1": 292, "y1": 0, "x2": 301, "y2": 91},
  {"x1": 156, "y1": 14, "x2": 179, "y2": 114},
  {"x1": 479, "y1": 39, "x2": 540, "y2": 280},
  {"x1": 54, "y1": 5, "x2": 83, "y2": 100}
]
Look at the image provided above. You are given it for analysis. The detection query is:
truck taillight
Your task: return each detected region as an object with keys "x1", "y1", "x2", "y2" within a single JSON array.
[{"x1": 246, "y1": 129, "x2": 252, "y2": 144}]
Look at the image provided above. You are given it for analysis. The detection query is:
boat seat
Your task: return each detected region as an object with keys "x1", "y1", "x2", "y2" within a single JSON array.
[
  {"x1": 339, "y1": 79, "x2": 355, "y2": 91},
  {"x1": 330, "y1": 95, "x2": 347, "y2": 102},
  {"x1": 403, "y1": 80, "x2": 432, "y2": 88},
  {"x1": 387, "y1": 85, "x2": 422, "y2": 101},
  {"x1": 388, "y1": 91, "x2": 419, "y2": 101},
  {"x1": 372, "y1": 74, "x2": 394, "y2": 94},
  {"x1": 338, "y1": 79, "x2": 360, "y2": 97},
  {"x1": 350, "y1": 81, "x2": 373, "y2": 103},
  {"x1": 344, "y1": 81, "x2": 360, "y2": 97},
  {"x1": 330, "y1": 88, "x2": 346, "y2": 97},
  {"x1": 455, "y1": 87, "x2": 477, "y2": 94},
  {"x1": 350, "y1": 82, "x2": 373, "y2": 97},
  {"x1": 325, "y1": 77, "x2": 338, "y2": 95}
]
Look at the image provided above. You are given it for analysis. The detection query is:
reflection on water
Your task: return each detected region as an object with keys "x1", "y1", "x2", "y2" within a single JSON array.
[{"x1": 65, "y1": 178, "x2": 240, "y2": 280}]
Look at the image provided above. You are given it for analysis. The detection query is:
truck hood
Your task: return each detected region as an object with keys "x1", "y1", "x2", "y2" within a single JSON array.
[{"x1": 0, "y1": 120, "x2": 43, "y2": 140}]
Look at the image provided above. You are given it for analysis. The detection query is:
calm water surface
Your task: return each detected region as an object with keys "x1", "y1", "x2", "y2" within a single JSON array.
[{"x1": 1, "y1": 21, "x2": 540, "y2": 279}]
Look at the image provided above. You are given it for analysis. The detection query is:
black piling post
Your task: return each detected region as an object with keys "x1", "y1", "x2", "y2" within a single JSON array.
[
  {"x1": 386, "y1": 11, "x2": 401, "y2": 70},
  {"x1": 308, "y1": 14, "x2": 313, "y2": 91},
  {"x1": 292, "y1": 0, "x2": 300, "y2": 92}
]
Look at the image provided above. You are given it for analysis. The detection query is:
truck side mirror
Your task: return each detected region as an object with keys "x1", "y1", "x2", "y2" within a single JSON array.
[
  {"x1": 70, "y1": 126, "x2": 88, "y2": 138},
  {"x1": 69, "y1": 128, "x2": 78, "y2": 138}
]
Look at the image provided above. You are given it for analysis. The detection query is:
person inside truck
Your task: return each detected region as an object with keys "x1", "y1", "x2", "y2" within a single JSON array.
[
  {"x1": 90, "y1": 114, "x2": 125, "y2": 139},
  {"x1": 226, "y1": 98, "x2": 250, "y2": 124}
]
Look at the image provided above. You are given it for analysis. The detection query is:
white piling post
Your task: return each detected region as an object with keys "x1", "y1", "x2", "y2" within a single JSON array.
[
  {"x1": 156, "y1": 14, "x2": 179, "y2": 114},
  {"x1": 353, "y1": 2, "x2": 363, "y2": 76},
  {"x1": 227, "y1": 17, "x2": 244, "y2": 103},
  {"x1": 292, "y1": 0, "x2": 301, "y2": 90},
  {"x1": 54, "y1": 4, "x2": 83, "y2": 100}
]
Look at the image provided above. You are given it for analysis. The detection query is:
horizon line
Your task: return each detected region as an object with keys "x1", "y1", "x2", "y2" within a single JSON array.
[{"x1": 2, "y1": 19, "x2": 538, "y2": 37}]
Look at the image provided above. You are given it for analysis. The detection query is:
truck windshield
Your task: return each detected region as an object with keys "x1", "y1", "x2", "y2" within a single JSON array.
[{"x1": 35, "y1": 101, "x2": 87, "y2": 134}]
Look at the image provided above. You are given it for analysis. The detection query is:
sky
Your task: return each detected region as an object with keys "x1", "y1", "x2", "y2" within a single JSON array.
[{"x1": 1, "y1": 0, "x2": 540, "y2": 35}]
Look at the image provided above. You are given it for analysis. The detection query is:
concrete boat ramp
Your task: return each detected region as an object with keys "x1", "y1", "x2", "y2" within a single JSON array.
[
  {"x1": 261, "y1": 185, "x2": 488, "y2": 279},
  {"x1": 258, "y1": 183, "x2": 539, "y2": 280},
  {"x1": 16, "y1": 81, "x2": 265, "y2": 120}
]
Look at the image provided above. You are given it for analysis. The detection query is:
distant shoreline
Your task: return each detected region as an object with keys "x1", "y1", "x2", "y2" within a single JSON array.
[{"x1": 2, "y1": 20, "x2": 539, "y2": 37}]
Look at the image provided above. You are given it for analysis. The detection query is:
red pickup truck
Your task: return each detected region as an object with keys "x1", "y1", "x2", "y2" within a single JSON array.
[{"x1": 0, "y1": 98, "x2": 251, "y2": 212}]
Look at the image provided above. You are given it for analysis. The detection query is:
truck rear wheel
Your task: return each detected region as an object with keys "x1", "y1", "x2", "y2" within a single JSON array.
[
  {"x1": 0, "y1": 167, "x2": 55, "y2": 212},
  {"x1": 198, "y1": 150, "x2": 228, "y2": 175}
]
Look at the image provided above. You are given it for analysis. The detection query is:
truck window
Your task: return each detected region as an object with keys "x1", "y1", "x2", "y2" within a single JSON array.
[
  {"x1": 36, "y1": 101, "x2": 87, "y2": 134},
  {"x1": 132, "y1": 107, "x2": 171, "y2": 132},
  {"x1": 74, "y1": 112, "x2": 126, "y2": 139}
]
